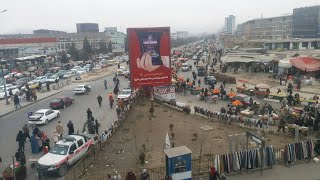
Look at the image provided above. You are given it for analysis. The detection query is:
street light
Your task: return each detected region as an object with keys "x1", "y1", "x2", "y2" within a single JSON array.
[{"x1": 0, "y1": 60, "x2": 9, "y2": 105}]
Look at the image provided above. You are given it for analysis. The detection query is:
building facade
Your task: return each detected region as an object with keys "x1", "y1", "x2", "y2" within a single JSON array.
[
  {"x1": 241, "y1": 15, "x2": 292, "y2": 40},
  {"x1": 292, "y1": 5, "x2": 320, "y2": 38},
  {"x1": 76, "y1": 23, "x2": 99, "y2": 33},
  {"x1": 225, "y1": 15, "x2": 236, "y2": 34},
  {"x1": 33, "y1": 29, "x2": 67, "y2": 35},
  {"x1": 0, "y1": 38, "x2": 57, "y2": 58}
]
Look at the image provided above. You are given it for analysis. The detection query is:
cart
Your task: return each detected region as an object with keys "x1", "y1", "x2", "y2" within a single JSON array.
[
  {"x1": 191, "y1": 87, "x2": 202, "y2": 95},
  {"x1": 254, "y1": 90, "x2": 270, "y2": 98},
  {"x1": 236, "y1": 86, "x2": 254, "y2": 96}
]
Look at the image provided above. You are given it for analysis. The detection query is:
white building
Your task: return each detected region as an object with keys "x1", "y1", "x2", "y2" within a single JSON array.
[{"x1": 225, "y1": 15, "x2": 236, "y2": 34}]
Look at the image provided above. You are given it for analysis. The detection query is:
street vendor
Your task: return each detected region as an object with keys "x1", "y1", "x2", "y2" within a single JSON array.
[
  {"x1": 277, "y1": 88, "x2": 282, "y2": 94},
  {"x1": 313, "y1": 94, "x2": 319, "y2": 101},
  {"x1": 220, "y1": 106, "x2": 226, "y2": 114}
]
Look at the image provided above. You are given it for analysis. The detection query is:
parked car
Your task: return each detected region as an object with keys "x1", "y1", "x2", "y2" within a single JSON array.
[
  {"x1": 26, "y1": 80, "x2": 39, "y2": 90},
  {"x1": 44, "y1": 73, "x2": 53, "y2": 78},
  {"x1": 205, "y1": 76, "x2": 217, "y2": 86},
  {"x1": 14, "y1": 77, "x2": 33, "y2": 89},
  {"x1": 35, "y1": 76, "x2": 48, "y2": 83},
  {"x1": 0, "y1": 84, "x2": 20, "y2": 99},
  {"x1": 76, "y1": 68, "x2": 87, "y2": 75},
  {"x1": 36, "y1": 134, "x2": 95, "y2": 176},
  {"x1": 117, "y1": 88, "x2": 138, "y2": 102},
  {"x1": 55, "y1": 70, "x2": 66, "y2": 79},
  {"x1": 28, "y1": 109, "x2": 60, "y2": 125},
  {"x1": 46, "y1": 75, "x2": 59, "y2": 84},
  {"x1": 63, "y1": 71, "x2": 76, "y2": 79},
  {"x1": 92, "y1": 65, "x2": 102, "y2": 71},
  {"x1": 49, "y1": 96, "x2": 74, "y2": 109},
  {"x1": 4, "y1": 72, "x2": 17, "y2": 79},
  {"x1": 73, "y1": 84, "x2": 91, "y2": 95},
  {"x1": 192, "y1": 55, "x2": 198, "y2": 60}
]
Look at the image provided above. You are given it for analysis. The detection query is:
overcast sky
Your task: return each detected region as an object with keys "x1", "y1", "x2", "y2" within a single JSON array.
[{"x1": 0, "y1": 0, "x2": 319, "y2": 35}]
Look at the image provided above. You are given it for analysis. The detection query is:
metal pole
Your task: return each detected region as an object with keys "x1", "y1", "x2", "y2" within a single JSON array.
[{"x1": 12, "y1": 156, "x2": 15, "y2": 180}]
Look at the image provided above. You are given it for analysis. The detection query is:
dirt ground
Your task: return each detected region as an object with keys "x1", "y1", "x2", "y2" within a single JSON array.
[{"x1": 83, "y1": 100, "x2": 294, "y2": 177}]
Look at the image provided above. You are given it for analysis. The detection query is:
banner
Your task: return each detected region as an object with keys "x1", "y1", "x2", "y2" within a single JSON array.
[
  {"x1": 127, "y1": 27, "x2": 171, "y2": 89},
  {"x1": 154, "y1": 85, "x2": 175, "y2": 102},
  {"x1": 111, "y1": 32, "x2": 126, "y2": 53}
]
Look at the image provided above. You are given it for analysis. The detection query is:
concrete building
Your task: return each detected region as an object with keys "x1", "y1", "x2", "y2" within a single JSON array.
[
  {"x1": 225, "y1": 15, "x2": 236, "y2": 34},
  {"x1": 105, "y1": 27, "x2": 118, "y2": 34},
  {"x1": 0, "y1": 38, "x2": 57, "y2": 58},
  {"x1": 171, "y1": 33, "x2": 177, "y2": 40},
  {"x1": 292, "y1": 5, "x2": 320, "y2": 38},
  {"x1": 33, "y1": 29, "x2": 67, "y2": 35},
  {"x1": 176, "y1": 31, "x2": 189, "y2": 39},
  {"x1": 261, "y1": 38, "x2": 320, "y2": 50},
  {"x1": 241, "y1": 15, "x2": 292, "y2": 40},
  {"x1": 76, "y1": 23, "x2": 99, "y2": 33},
  {"x1": 235, "y1": 24, "x2": 244, "y2": 37}
]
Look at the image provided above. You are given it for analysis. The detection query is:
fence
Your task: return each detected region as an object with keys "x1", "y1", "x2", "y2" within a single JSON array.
[{"x1": 64, "y1": 91, "x2": 142, "y2": 180}]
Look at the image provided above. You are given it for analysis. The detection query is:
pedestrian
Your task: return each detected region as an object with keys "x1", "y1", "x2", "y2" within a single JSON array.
[
  {"x1": 223, "y1": 80, "x2": 226, "y2": 87},
  {"x1": 114, "y1": 85, "x2": 119, "y2": 95},
  {"x1": 113, "y1": 76, "x2": 117, "y2": 85},
  {"x1": 141, "y1": 169, "x2": 150, "y2": 180},
  {"x1": 109, "y1": 93, "x2": 115, "y2": 109},
  {"x1": 125, "y1": 171, "x2": 137, "y2": 180},
  {"x1": 56, "y1": 121, "x2": 64, "y2": 138},
  {"x1": 95, "y1": 119, "x2": 100, "y2": 135},
  {"x1": 67, "y1": 120, "x2": 74, "y2": 135},
  {"x1": 297, "y1": 80, "x2": 301, "y2": 91},
  {"x1": 106, "y1": 174, "x2": 112, "y2": 180},
  {"x1": 32, "y1": 90, "x2": 37, "y2": 101},
  {"x1": 22, "y1": 124, "x2": 30, "y2": 141},
  {"x1": 26, "y1": 89, "x2": 30, "y2": 102},
  {"x1": 192, "y1": 80, "x2": 196, "y2": 87},
  {"x1": 15, "y1": 148, "x2": 26, "y2": 166},
  {"x1": 30, "y1": 134, "x2": 40, "y2": 154},
  {"x1": 116, "y1": 106, "x2": 122, "y2": 117},
  {"x1": 198, "y1": 79, "x2": 201, "y2": 87},
  {"x1": 16, "y1": 130, "x2": 25, "y2": 151},
  {"x1": 51, "y1": 130, "x2": 59, "y2": 144},
  {"x1": 46, "y1": 82, "x2": 50, "y2": 91},
  {"x1": 116, "y1": 78, "x2": 120, "y2": 86},
  {"x1": 87, "y1": 108, "x2": 93, "y2": 119},
  {"x1": 118, "y1": 63, "x2": 120, "y2": 69},
  {"x1": 38, "y1": 81, "x2": 42, "y2": 91},
  {"x1": 104, "y1": 79, "x2": 108, "y2": 89},
  {"x1": 209, "y1": 165, "x2": 220, "y2": 180},
  {"x1": 97, "y1": 94, "x2": 103, "y2": 107},
  {"x1": 118, "y1": 98, "x2": 125, "y2": 111},
  {"x1": 277, "y1": 119, "x2": 286, "y2": 133},
  {"x1": 14, "y1": 94, "x2": 21, "y2": 109}
]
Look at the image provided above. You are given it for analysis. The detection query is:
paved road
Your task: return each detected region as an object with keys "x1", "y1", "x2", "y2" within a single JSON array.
[{"x1": 0, "y1": 73, "x2": 129, "y2": 179}]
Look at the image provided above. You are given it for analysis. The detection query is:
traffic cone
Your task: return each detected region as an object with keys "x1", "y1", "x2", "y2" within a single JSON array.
[{"x1": 43, "y1": 146, "x2": 49, "y2": 154}]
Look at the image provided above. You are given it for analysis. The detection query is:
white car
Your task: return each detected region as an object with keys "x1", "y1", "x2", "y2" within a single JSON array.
[
  {"x1": 76, "y1": 68, "x2": 87, "y2": 75},
  {"x1": 4, "y1": 72, "x2": 17, "y2": 79},
  {"x1": 0, "y1": 84, "x2": 19, "y2": 99},
  {"x1": 36, "y1": 135, "x2": 95, "y2": 176},
  {"x1": 73, "y1": 84, "x2": 91, "y2": 95},
  {"x1": 63, "y1": 71, "x2": 76, "y2": 79},
  {"x1": 28, "y1": 109, "x2": 60, "y2": 125},
  {"x1": 92, "y1": 65, "x2": 102, "y2": 71},
  {"x1": 35, "y1": 76, "x2": 48, "y2": 83},
  {"x1": 181, "y1": 63, "x2": 189, "y2": 71},
  {"x1": 192, "y1": 55, "x2": 197, "y2": 60},
  {"x1": 46, "y1": 75, "x2": 59, "y2": 83},
  {"x1": 117, "y1": 88, "x2": 137, "y2": 102}
]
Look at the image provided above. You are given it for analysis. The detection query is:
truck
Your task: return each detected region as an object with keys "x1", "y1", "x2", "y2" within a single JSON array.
[{"x1": 36, "y1": 134, "x2": 97, "y2": 176}]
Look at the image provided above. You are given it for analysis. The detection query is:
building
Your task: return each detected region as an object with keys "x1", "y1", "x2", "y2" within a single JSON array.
[
  {"x1": 33, "y1": 29, "x2": 67, "y2": 35},
  {"x1": 292, "y1": 5, "x2": 320, "y2": 38},
  {"x1": 176, "y1": 31, "x2": 189, "y2": 39},
  {"x1": 235, "y1": 24, "x2": 244, "y2": 37},
  {"x1": 76, "y1": 23, "x2": 99, "y2": 33},
  {"x1": 171, "y1": 33, "x2": 177, "y2": 40},
  {"x1": 225, "y1": 15, "x2": 236, "y2": 34},
  {"x1": 241, "y1": 15, "x2": 292, "y2": 40},
  {"x1": 0, "y1": 38, "x2": 57, "y2": 58},
  {"x1": 262, "y1": 38, "x2": 320, "y2": 50},
  {"x1": 105, "y1": 27, "x2": 118, "y2": 34}
]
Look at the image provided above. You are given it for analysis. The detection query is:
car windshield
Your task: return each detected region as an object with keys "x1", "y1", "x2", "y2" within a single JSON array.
[
  {"x1": 51, "y1": 98, "x2": 62, "y2": 103},
  {"x1": 77, "y1": 85, "x2": 84, "y2": 88},
  {"x1": 34, "y1": 112, "x2": 44, "y2": 117},
  {"x1": 243, "y1": 97, "x2": 250, "y2": 102},
  {"x1": 50, "y1": 144, "x2": 69, "y2": 155},
  {"x1": 49, "y1": 76, "x2": 56, "y2": 79},
  {"x1": 120, "y1": 90, "x2": 131, "y2": 95}
]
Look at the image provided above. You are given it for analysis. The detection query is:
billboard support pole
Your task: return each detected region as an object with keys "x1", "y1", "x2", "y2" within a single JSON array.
[{"x1": 150, "y1": 87, "x2": 154, "y2": 117}]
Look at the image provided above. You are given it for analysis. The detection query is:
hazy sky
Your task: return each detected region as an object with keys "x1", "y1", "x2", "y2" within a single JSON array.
[{"x1": 0, "y1": 0, "x2": 319, "y2": 34}]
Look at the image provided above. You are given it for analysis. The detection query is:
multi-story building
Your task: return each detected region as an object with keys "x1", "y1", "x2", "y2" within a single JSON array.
[
  {"x1": 105, "y1": 27, "x2": 118, "y2": 34},
  {"x1": 0, "y1": 38, "x2": 57, "y2": 58},
  {"x1": 171, "y1": 33, "x2": 177, "y2": 40},
  {"x1": 225, "y1": 15, "x2": 236, "y2": 34},
  {"x1": 292, "y1": 5, "x2": 320, "y2": 38},
  {"x1": 241, "y1": 15, "x2": 292, "y2": 40},
  {"x1": 235, "y1": 24, "x2": 244, "y2": 37},
  {"x1": 76, "y1": 23, "x2": 99, "y2": 33},
  {"x1": 176, "y1": 31, "x2": 189, "y2": 39}
]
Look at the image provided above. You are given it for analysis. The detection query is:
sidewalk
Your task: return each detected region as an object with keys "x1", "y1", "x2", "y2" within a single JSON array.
[{"x1": 0, "y1": 64, "x2": 126, "y2": 118}]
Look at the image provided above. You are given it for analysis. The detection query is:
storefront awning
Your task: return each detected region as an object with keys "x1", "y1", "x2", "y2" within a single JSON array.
[
  {"x1": 278, "y1": 58, "x2": 292, "y2": 68},
  {"x1": 290, "y1": 57, "x2": 320, "y2": 72}
]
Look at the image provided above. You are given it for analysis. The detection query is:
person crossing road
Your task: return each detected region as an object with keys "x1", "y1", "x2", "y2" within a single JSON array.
[{"x1": 97, "y1": 94, "x2": 103, "y2": 107}]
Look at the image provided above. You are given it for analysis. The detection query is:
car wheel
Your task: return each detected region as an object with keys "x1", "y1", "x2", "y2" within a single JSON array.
[
  {"x1": 45, "y1": 119, "x2": 49, "y2": 124},
  {"x1": 58, "y1": 164, "x2": 68, "y2": 177}
]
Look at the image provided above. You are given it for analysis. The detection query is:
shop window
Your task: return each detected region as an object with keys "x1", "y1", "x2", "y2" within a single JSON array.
[{"x1": 302, "y1": 42, "x2": 308, "y2": 47}]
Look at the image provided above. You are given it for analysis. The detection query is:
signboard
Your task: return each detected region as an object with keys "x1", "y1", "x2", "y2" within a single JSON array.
[
  {"x1": 246, "y1": 131, "x2": 264, "y2": 146},
  {"x1": 111, "y1": 32, "x2": 126, "y2": 53},
  {"x1": 154, "y1": 85, "x2": 175, "y2": 102},
  {"x1": 127, "y1": 27, "x2": 171, "y2": 89}
]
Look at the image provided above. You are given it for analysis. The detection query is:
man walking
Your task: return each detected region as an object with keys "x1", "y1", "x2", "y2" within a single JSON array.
[
  {"x1": 56, "y1": 121, "x2": 64, "y2": 139},
  {"x1": 14, "y1": 94, "x2": 21, "y2": 109},
  {"x1": 104, "y1": 79, "x2": 108, "y2": 89},
  {"x1": 16, "y1": 130, "x2": 25, "y2": 151},
  {"x1": 97, "y1": 94, "x2": 103, "y2": 107},
  {"x1": 109, "y1": 93, "x2": 114, "y2": 109},
  {"x1": 22, "y1": 124, "x2": 30, "y2": 141}
]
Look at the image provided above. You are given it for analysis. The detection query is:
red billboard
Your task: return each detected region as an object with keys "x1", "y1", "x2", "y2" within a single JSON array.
[{"x1": 127, "y1": 27, "x2": 171, "y2": 89}]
